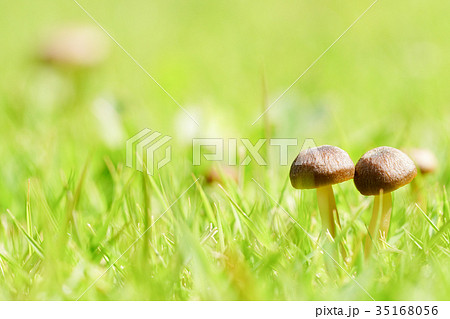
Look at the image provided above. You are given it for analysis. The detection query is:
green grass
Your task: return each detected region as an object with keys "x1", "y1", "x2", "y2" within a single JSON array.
[{"x1": 0, "y1": 0, "x2": 449, "y2": 300}]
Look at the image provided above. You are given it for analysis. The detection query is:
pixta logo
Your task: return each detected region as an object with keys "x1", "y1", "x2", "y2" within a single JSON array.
[
  {"x1": 192, "y1": 138, "x2": 317, "y2": 166},
  {"x1": 126, "y1": 129, "x2": 172, "y2": 175},
  {"x1": 126, "y1": 128, "x2": 318, "y2": 175}
]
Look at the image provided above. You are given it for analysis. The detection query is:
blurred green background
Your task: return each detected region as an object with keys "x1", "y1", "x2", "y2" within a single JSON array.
[{"x1": 0, "y1": 0, "x2": 449, "y2": 300}]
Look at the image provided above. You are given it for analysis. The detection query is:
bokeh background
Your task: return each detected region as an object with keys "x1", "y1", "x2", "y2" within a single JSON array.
[{"x1": 0, "y1": 0, "x2": 449, "y2": 300}]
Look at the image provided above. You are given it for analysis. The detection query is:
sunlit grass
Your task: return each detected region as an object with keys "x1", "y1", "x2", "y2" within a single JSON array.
[{"x1": 0, "y1": 154, "x2": 448, "y2": 300}]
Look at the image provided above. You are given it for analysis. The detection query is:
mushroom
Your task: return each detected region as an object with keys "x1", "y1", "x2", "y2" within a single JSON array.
[
  {"x1": 38, "y1": 25, "x2": 110, "y2": 105},
  {"x1": 205, "y1": 165, "x2": 239, "y2": 185},
  {"x1": 289, "y1": 145, "x2": 355, "y2": 237},
  {"x1": 406, "y1": 148, "x2": 438, "y2": 207},
  {"x1": 408, "y1": 148, "x2": 438, "y2": 175},
  {"x1": 39, "y1": 26, "x2": 109, "y2": 68},
  {"x1": 354, "y1": 146, "x2": 417, "y2": 257}
]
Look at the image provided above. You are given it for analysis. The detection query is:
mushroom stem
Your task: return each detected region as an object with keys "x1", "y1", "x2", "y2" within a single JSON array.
[
  {"x1": 316, "y1": 185, "x2": 341, "y2": 237},
  {"x1": 364, "y1": 192, "x2": 392, "y2": 258}
]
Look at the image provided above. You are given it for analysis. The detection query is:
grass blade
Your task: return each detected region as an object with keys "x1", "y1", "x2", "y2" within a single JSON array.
[{"x1": 5, "y1": 209, "x2": 44, "y2": 258}]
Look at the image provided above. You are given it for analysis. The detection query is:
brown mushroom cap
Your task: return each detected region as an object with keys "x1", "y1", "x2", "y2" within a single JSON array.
[
  {"x1": 354, "y1": 146, "x2": 417, "y2": 196},
  {"x1": 407, "y1": 148, "x2": 438, "y2": 174},
  {"x1": 289, "y1": 145, "x2": 355, "y2": 189}
]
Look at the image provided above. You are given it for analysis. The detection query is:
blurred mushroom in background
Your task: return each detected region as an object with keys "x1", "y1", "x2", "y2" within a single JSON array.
[
  {"x1": 37, "y1": 25, "x2": 110, "y2": 107},
  {"x1": 408, "y1": 148, "x2": 438, "y2": 175},
  {"x1": 406, "y1": 148, "x2": 438, "y2": 208},
  {"x1": 204, "y1": 165, "x2": 239, "y2": 185},
  {"x1": 39, "y1": 25, "x2": 109, "y2": 68}
]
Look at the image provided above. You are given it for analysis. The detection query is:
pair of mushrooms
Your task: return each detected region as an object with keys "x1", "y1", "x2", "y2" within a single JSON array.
[{"x1": 289, "y1": 145, "x2": 417, "y2": 257}]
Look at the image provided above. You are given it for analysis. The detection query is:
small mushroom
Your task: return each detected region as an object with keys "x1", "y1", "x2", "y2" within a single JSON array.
[
  {"x1": 39, "y1": 26, "x2": 109, "y2": 68},
  {"x1": 406, "y1": 148, "x2": 438, "y2": 208},
  {"x1": 38, "y1": 26, "x2": 110, "y2": 105},
  {"x1": 408, "y1": 148, "x2": 438, "y2": 175},
  {"x1": 205, "y1": 165, "x2": 239, "y2": 184},
  {"x1": 289, "y1": 145, "x2": 355, "y2": 237},
  {"x1": 354, "y1": 146, "x2": 417, "y2": 258}
]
